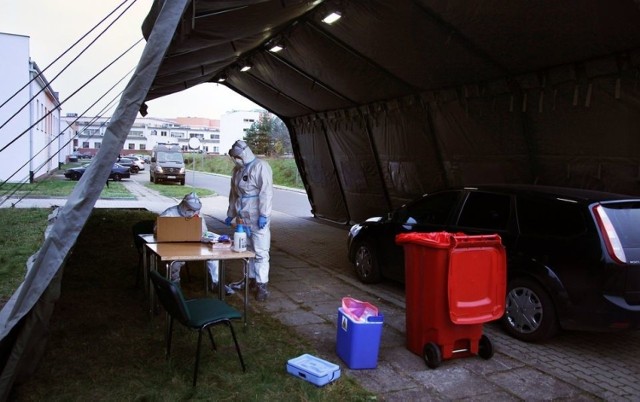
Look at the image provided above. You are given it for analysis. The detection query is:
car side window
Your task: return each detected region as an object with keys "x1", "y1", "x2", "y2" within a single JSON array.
[
  {"x1": 457, "y1": 192, "x2": 511, "y2": 231},
  {"x1": 517, "y1": 196, "x2": 586, "y2": 237},
  {"x1": 406, "y1": 191, "x2": 460, "y2": 225}
]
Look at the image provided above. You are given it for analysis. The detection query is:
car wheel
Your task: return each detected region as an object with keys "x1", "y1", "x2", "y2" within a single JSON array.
[
  {"x1": 353, "y1": 241, "x2": 382, "y2": 283},
  {"x1": 112, "y1": 173, "x2": 122, "y2": 181},
  {"x1": 130, "y1": 166, "x2": 139, "y2": 174},
  {"x1": 71, "y1": 172, "x2": 81, "y2": 181},
  {"x1": 180, "y1": 179, "x2": 185, "y2": 185},
  {"x1": 501, "y1": 277, "x2": 558, "y2": 342},
  {"x1": 423, "y1": 342, "x2": 441, "y2": 369}
]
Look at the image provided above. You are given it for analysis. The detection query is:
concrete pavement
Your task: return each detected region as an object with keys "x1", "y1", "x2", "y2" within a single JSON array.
[{"x1": 6, "y1": 177, "x2": 640, "y2": 401}]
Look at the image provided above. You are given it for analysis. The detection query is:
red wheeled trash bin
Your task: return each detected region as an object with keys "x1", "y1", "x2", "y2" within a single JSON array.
[{"x1": 395, "y1": 232, "x2": 506, "y2": 368}]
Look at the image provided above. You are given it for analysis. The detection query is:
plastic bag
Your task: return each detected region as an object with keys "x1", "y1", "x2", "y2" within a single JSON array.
[{"x1": 341, "y1": 297, "x2": 379, "y2": 322}]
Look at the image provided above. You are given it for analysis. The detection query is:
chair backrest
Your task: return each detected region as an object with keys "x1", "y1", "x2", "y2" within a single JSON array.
[
  {"x1": 149, "y1": 271, "x2": 191, "y2": 325},
  {"x1": 132, "y1": 219, "x2": 156, "y2": 251}
]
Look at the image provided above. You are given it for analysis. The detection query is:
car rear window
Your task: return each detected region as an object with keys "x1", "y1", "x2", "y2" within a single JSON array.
[
  {"x1": 600, "y1": 203, "x2": 640, "y2": 248},
  {"x1": 516, "y1": 196, "x2": 586, "y2": 237}
]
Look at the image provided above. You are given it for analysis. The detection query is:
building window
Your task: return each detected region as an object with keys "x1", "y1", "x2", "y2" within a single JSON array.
[
  {"x1": 140, "y1": 144, "x2": 146, "y2": 150},
  {"x1": 128, "y1": 143, "x2": 135, "y2": 150},
  {"x1": 211, "y1": 134, "x2": 220, "y2": 140},
  {"x1": 150, "y1": 130, "x2": 157, "y2": 136},
  {"x1": 160, "y1": 131, "x2": 167, "y2": 137},
  {"x1": 82, "y1": 142, "x2": 90, "y2": 148},
  {"x1": 170, "y1": 131, "x2": 184, "y2": 138},
  {"x1": 95, "y1": 142, "x2": 101, "y2": 149}
]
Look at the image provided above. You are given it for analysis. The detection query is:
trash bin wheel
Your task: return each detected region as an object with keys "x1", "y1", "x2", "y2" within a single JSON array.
[
  {"x1": 478, "y1": 334, "x2": 494, "y2": 360},
  {"x1": 423, "y1": 342, "x2": 442, "y2": 369}
]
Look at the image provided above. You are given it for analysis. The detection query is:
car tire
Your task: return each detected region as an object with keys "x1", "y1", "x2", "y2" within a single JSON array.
[
  {"x1": 112, "y1": 173, "x2": 122, "y2": 181},
  {"x1": 353, "y1": 241, "x2": 382, "y2": 283},
  {"x1": 130, "y1": 166, "x2": 139, "y2": 174},
  {"x1": 478, "y1": 334, "x2": 494, "y2": 359},
  {"x1": 71, "y1": 172, "x2": 81, "y2": 181},
  {"x1": 501, "y1": 277, "x2": 558, "y2": 343},
  {"x1": 180, "y1": 179, "x2": 185, "y2": 185}
]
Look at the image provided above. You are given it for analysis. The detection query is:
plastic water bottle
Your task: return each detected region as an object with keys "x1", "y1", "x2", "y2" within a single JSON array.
[{"x1": 233, "y1": 224, "x2": 247, "y2": 252}]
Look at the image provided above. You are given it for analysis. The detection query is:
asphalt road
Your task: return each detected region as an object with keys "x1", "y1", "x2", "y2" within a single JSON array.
[{"x1": 184, "y1": 169, "x2": 314, "y2": 219}]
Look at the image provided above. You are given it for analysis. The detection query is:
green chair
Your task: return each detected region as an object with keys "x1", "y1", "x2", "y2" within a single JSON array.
[{"x1": 149, "y1": 271, "x2": 246, "y2": 386}]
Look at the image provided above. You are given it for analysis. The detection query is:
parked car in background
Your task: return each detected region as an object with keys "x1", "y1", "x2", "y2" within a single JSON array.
[
  {"x1": 116, "y1": 156, "x2": 141, "y2": 174},
  {"x1": 347, "y1": 184, "x2": 640, "y2": 342},
  {"x1": 63, "y1": 163, "x2": 130, "y2": 181},
  {"x1": 124, "y1": 156, "x2": 146, "y2": 171},
  {"x1": 150, "y1": 143, "x2": 185, "y2": 185}
]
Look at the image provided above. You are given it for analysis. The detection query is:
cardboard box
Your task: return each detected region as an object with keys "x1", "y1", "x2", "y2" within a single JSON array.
[
  {"x1": 155, "y1": 216, "x2": 202, "y2": 242},
  {"x1": 286, "y1": 354, "x2": 341, "y2": 387}
]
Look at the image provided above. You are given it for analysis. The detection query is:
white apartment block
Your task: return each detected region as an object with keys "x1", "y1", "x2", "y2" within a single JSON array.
[
  {"x1": 219, "y1": 110, "x2": 263, "y2": 154},
  {"x1": 0, "y1": 32, "x2": 65, "y2": 183},
  {"x1": 63, "y1": 110, "x2": 267, "y2": 157}
]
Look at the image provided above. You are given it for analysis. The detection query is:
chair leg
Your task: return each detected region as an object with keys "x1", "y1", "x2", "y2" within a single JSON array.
[
  {"x1": 226, "y1": 321, "x2": 246, "y2": 372},
  {"x1": 135, "y1": 253, "x2": 143, "y2": 288},
  {"x1": 194, "y1": 330, "x2": 204, "y2": 387},
  {"x1": 206, "y1": 327, "x2": 217, "y2": 351},
  {"x1": 166, "y1": 318, "x2": 174, "y2": 359}
]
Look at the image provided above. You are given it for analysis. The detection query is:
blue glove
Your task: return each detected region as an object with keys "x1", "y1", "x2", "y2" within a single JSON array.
[
  {"x1": 224, "y1": 216, "x2": 233, "y2": 226},
  {"x1": 258, "y1": 215, "x2": 268, "y2": 229}
]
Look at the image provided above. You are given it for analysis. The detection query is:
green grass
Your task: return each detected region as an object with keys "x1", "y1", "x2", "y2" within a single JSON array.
[
  {"x1": 6, "y1": 209, "x2": 374, "y2": 400},
  {"x1": 144, "y1": 182, "x2": 216, "y2": 198},
  {"x1": 1, "y1": 179, "x2": 134, "y2": 199},
  {"x1": 187, "y1": 155, "x2": 304, "y2": 190},
  {"x1": 0, "y1": 209, "x2": 52, "y2": 305}
]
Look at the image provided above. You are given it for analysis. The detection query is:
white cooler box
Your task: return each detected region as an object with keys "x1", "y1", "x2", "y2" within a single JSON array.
[{"x1": 286, "y1": 354, "x2": 341, "y2": 387}]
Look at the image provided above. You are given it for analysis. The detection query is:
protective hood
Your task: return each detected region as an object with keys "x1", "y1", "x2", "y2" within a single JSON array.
[
  {"x1": 178, "y1": 192, "x2": 201, "y2": 217},
  {"x1": 229, "y1": 140, "x2": 256, "y2": 166}
]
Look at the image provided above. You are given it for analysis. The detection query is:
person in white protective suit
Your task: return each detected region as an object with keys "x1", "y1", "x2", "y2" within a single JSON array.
[
  {"x1": 159, "y1": 192, "x2": 233, "y2": 295},
  {"x1": 225, "y1": 140, "x2": 273, "y2": 301}
]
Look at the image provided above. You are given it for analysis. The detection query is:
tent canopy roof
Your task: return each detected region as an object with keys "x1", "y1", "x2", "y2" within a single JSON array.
[{"x1": 143, "y1": 0, "x2": 640, "y2": 119}]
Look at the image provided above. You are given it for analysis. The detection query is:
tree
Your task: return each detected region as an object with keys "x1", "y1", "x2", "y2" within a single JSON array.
[
  {"x1": 244, "y1": 112, "x2": 272, "y2": 155},
  {"x1": 244, "y1": 113, "x2": 292, "y2": 156}
]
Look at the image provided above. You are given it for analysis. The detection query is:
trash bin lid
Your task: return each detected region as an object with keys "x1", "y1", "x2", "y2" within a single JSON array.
[{"x1": 448, "y1": 237, "x2": 507, "y2": 325}]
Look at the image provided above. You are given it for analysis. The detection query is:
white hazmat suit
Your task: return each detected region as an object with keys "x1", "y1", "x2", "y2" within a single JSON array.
[
  {"x1": 159, "y1": 192, "x2": 220, "y2": 285},
  {"x1": 226, "y1": 140, "x2": 273, "y2": 301}
]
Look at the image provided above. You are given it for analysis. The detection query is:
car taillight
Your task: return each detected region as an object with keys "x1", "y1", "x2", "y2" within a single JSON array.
[{"x1": 593, "y1": 205, "x2": 627, "y2": 264}]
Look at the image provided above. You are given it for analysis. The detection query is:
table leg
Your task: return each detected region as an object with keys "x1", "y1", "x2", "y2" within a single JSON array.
[{"x1": 243, "y1": 258, "x2": 249, "y2": 327}]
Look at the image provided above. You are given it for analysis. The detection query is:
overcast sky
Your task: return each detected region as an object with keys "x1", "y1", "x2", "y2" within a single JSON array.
[{"x1": 0, "y1": 0, "x2": 259, "y2": 119}]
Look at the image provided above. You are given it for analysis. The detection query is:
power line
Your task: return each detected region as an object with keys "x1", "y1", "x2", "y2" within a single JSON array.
[
  {"x1": 0, "y1": 38, "x2": 143, "y2": 155},
  {"x1": 0, "y1": 0, "x2": 138, "y2": 132},
  {"x1": 0, "y1": 0, "x2": 131, "y2": 111}
]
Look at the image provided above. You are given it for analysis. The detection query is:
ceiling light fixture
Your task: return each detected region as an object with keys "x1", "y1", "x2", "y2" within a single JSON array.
[
  {"x1": 240, "y1": 64, "x2": 252, "y2": 72},
  {"x1": 269, "y1": 44, "x2": 284, "y2": 53},
  {"x1": 322, "y1": 11, "x2": 341, "y2": 24},
  {"x1": 217, "y1": 75, "x2": 226, "y2": 82}
]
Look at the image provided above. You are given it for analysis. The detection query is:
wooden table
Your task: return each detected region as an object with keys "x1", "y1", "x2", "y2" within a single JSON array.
[{"x1": 145, "y1": 241, "x2": 255, "y2": 325}]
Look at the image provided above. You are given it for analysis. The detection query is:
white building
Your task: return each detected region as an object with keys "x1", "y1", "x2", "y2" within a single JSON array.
[
  {"x1": 62, "y1": 110, "x2": 266, "y2": 157},
  {"x1": 0, "y1": 32, "x2": 64, "y2": 183},
  {"x1": 219, "y1": 110, "x2": 263, "y2": 154}
]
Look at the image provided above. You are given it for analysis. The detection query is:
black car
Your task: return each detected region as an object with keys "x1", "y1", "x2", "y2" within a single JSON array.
[
  {"x1": 347, "y1": 184, "x2": 640, "y2": 342},
  {"x1": 64, "y1": 163, "x2": 131, "y2": 181}
]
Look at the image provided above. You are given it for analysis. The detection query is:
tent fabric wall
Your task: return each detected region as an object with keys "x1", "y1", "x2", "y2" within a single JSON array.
[
  {"x1": 0, "y1": 0, "x2": 191, "y2": 397},
  {"x1": 289, "y1": 51, "x2": 640, "y2": 224}
]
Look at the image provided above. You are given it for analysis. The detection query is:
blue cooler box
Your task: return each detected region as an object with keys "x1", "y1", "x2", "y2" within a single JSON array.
[
  {"x1": 336, "y1": 307, "x2": 384, "y2": 369},
  {"x1": 286, "y1": 354, "x2": 341, "y2": 387}
]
